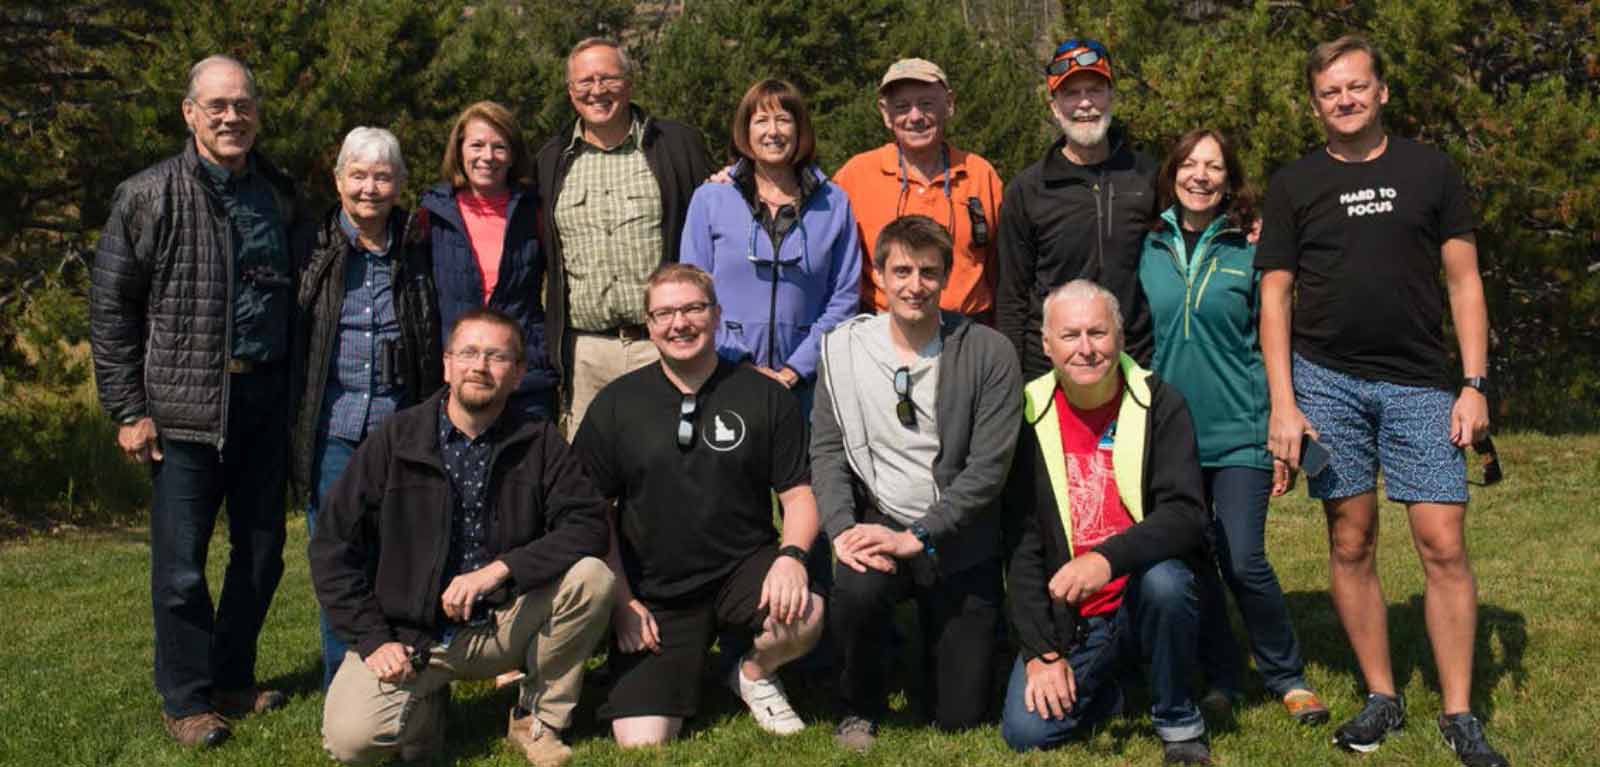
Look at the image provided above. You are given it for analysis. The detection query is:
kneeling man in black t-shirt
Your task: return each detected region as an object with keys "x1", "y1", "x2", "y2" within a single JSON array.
[{"x1": 575, "y1": 263, "x2": 824, "y2": 746}]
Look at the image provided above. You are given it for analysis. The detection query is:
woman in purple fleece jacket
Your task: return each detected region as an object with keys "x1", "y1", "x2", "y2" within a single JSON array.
[{"x1": 680, "y1": 79, "x2": 861, "y2": 408}]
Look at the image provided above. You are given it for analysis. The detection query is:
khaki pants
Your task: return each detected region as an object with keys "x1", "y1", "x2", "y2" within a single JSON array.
[
  {"x1": 562, "y1": 330, "x2": 661, "y2": 442},
  {"x1": 322, "y1": 557, "x2": 614, "y2": 764}
]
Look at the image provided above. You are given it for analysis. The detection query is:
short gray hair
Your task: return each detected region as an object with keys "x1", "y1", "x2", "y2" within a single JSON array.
[
  {"x1": 335, "y1": 126, "x2": 407, "y2": 180},
  {"x1": 1041, "y1": 279, "x2": 1124, "y2": 344},
  {"x1": 567, "y1": 36, "x2": 633, "y2": 76},
  {"x1": 186, "y1": 55, "x2": 259, "y2": 100}
]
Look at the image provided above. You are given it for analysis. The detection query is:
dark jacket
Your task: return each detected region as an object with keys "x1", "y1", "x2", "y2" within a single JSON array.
[
  {"x1": 90, "y1": 141, "x2": 305, "y2": 446},
  {"x1": 419, "y1": 182, "x2": 556, "y2": 414},
  {"x1": 1004, "y1": 357, "x2": 1208, "y2": 662},
  {"x1": 535, "y1": 105, "x2": 714, "y2": 381},
  {"x1": 308, "y1": 390, "x2": 611, "y2": 658},
  {"x1": 289, "y1": 204, "x2": 444, "y2": 492},
  {"x1": 995, "y1": 126, "x2": 1157, "y2": 378},
  {"x1": 812, "y1": 312, "x2": 1023, "y2": 576}
]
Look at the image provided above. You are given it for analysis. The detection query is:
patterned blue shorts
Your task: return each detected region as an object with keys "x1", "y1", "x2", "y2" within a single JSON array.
[{"x1": 1293, "y1": 353, "x2": 1468, "y2": 504}]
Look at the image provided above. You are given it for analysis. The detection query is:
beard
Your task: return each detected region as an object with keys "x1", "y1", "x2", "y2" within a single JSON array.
[
  {"x1": 1063, "y1": 110, "x2": 1112, "y2": 149},
  {"x1": 451, "y1": 378, "x2": 499, "y2": 413}
]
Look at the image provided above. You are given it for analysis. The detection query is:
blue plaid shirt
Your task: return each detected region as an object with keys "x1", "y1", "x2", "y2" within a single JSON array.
[{"x1": 321, "y1": 211, "x2": 403, "y2": 441}]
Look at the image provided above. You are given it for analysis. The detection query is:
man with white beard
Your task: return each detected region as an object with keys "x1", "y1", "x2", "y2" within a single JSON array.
[{"x1": 995, "y1": 38, "x2": 1157, "y2": 379}]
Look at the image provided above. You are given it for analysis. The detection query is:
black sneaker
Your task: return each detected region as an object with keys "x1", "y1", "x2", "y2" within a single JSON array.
[
  {"x1": 1163, "y1": 736, "x2": 1212, "y2": 765},
  {"x1": 1332, "y1": 692, "x2": 1405, "y2": 753},
  {"x1": 1438, "y1": 712, "x2": 1509, "y2": 767}
]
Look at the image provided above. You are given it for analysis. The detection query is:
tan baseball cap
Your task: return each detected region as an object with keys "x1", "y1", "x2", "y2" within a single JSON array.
[{"x1": 879, "y1": 58, "x2": 949, "y2": 93}]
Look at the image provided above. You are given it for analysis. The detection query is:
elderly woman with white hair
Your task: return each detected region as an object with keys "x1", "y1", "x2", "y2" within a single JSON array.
[{"x1": 291, "y1": 125, "x2": 443, "y2": 687}]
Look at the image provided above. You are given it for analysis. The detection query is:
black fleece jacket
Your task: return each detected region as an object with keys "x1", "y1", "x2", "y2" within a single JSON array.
[
  {"x1": 1004, "y1": 371, "x2": 1208, "y2": 661},
  {"x1": 309, "y1": 390, "x2": 610, "y2": 657},
  {"x1": 995, "y1": 126, "x2": 1157, "y2": 378}
]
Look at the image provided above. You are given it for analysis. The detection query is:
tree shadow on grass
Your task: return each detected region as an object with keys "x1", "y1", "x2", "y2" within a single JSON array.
[{"x1": 1283, "y1": 590, "x2": 1527, "y2": 721}]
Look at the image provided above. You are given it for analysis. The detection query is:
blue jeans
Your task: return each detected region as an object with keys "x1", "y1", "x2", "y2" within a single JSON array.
[
  {"x1": 1196, "y1": 467, "x2": 1310, "y2": 697},
  {"x1": 149, "y1": 367, "x2": 289, "y2": 717},
  {"x1": 1001, "y1": 559, "x2": 1205, "y2": 751},
  {"x1": 306, "y1": 433, "x2": 360, "y2": 689}
]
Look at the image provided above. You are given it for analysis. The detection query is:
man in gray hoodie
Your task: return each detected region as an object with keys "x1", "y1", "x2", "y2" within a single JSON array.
[{"x1": 812, "y1": 215, "x2": 1022, "y2": 751}]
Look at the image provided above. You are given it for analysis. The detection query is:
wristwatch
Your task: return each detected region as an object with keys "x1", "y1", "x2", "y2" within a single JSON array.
[
  {"x1": 909, "y1": 522, "x2": 936, "y2": 555},
  {"x1": 777, "y1": 545, "x2": 809, "y2": 564},
  {"x1": 1461, "y1": 376, "x2": 1490, "y2": 394}
]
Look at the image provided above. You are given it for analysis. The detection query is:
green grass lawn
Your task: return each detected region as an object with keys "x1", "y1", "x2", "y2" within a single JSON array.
[{"x1": 2, "y1": 432, "x2": 1597, "y2": 766}]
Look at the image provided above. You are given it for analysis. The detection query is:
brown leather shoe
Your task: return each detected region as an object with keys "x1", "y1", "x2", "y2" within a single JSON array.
[
  {"x1": 162, "y1": 710, "x2": 231, "y2": 748},
  {"x1": 214, "y1": 687, "x2": 288, "y2": 719},
  {"x1": 507, "y1": 708, "x2": 572, "y2": 767}
]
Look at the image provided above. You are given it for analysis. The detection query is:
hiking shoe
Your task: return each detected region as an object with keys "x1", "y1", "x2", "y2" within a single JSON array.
[
  {"x1": 162, "y1": 710, "x2": 231, "y2": 748},
  {"x1": 507, "y1": 708, "x2": 571, "y2": 767},
  {"x1": 833, "y1": 715, "x2": 877, "y2": 752},
  {"x1": 1332, "y1": 692, "x2": 1405, "y2": 753},
  {"x1": 1438, "y1": 712, "x2": 1509, "y2": 767},
  {"x1": 728, "y1": 663, "x2": 804, "y2": 735},
  {"x1": 1283, "y1": 689, "x2": 1331, "y2": 725},
  {"x1": 1163, "y1": 736, "x2": 1212, "y2": 765},
  {"x1": 1199, "y1": 688, "x2": 1236, "y2": 722},
  {"x1": 214, "y1": 686, "x2": 288, "y2": 719}
]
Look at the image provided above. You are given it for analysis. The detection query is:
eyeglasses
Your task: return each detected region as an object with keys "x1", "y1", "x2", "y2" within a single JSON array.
[
  {"x1": 1045, "y1": 38, "x2": 1110, "y2": 76},
  {"x1": 447, "y1": 347, "x2": 517, "y2": 366},
  {"x1": 646, "y1": 301, "x2": 714, "y2": 326},
  {"x1": 1470, "y1": 436, "x2": 1503, "y2": 486},
  {"x1": 190, "y1": 98, "x2": 256, "y2": 118},
  {"x1": 676, "y1": 394, "x2": 699, "y2": 449},
  {"x1": 894, "y1": 367, "x2": 917, "y2": 428},
  {"x1": 568, "y1": 74, "x2": 626, "y2": 94}
]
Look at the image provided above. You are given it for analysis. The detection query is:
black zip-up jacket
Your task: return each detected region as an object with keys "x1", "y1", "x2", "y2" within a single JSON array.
[
  {"x1": 309, "y1": 390, "x2": 611, "y2": 658},
  {"x1": 289, "y1": 204, "x2": 444, "y2": 493},
  {"x1": 534, "y1": 105, "x2": 714, "y2": 382},
  {"x1": 90, "y1": 141, "x2": 305, "y2": 446},
  {"x1": 995, "y1": 126, "x2": 1157, "y2": 378},
  {"x1": 1004, "y1": 368, "x2": 1208, "y2": 662}
]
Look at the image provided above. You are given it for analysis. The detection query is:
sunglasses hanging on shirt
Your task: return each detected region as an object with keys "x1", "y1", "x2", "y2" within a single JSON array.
[
  {"x1": 676, "y1": 394, "x2": 699, "y2": 449},
  {"x1": 894, "y1": 366, "x2": 917, "y2": 428}
]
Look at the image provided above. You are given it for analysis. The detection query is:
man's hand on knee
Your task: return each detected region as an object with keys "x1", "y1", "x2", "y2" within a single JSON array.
[{"x1": 364, "y1": 642, "x2": 418, "y2": 684}]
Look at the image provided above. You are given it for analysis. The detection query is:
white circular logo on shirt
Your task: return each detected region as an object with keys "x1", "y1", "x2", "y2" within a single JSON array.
[{"x1": 702, "y1": 409, "x2": 747, "y2": 452}]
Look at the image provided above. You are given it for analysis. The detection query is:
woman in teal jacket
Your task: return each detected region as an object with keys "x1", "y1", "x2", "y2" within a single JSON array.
[{"x1": 1137, "y1": 129, "x2": 1327, "y2": 723}]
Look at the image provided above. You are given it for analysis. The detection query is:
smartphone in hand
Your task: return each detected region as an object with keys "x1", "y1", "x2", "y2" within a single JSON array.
[{"x1": 1300, "y1": 433, "x2": 1333, "y2": 478}]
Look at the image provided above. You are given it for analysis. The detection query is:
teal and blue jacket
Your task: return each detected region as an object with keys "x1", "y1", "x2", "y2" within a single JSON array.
[{"x1": 1137, "y1": 207, "x2": 1271, "y2": 470}]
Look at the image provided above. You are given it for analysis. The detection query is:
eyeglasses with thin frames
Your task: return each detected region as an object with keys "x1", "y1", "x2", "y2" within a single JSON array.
[
  {"x1": 894, "y1": 367, "x2": 916, "y2": 428},
  {"x1": 677, "y1": 394, "x2": 699, "y2": 449},
  {"x1": 190, "y1": 98, "x2": 256, "y2": 118},
  {"x1": 646, "y1": 301, "x2": 714, "y2": 326},
  {"x1": 568, "y1": 75, "x2": 626, "y2": 95},
  {"x1": 447, "y1": 347, "x2": 517, "y2": 366}
]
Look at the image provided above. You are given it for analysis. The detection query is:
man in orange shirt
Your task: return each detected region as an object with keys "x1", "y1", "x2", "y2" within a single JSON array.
[{"x1": 834, "y1": 58, "x2": 1005, "y2": 323}]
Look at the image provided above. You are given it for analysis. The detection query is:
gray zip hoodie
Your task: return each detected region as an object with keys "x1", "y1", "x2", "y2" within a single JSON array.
[{"x1": 812, "y1": 311, "x2": 1023, "y2": 575}]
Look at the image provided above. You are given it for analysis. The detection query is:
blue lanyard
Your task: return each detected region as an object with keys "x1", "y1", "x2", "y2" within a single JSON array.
[{"x1": 896, "y1": 144, "x2": 955, "y2": 230}]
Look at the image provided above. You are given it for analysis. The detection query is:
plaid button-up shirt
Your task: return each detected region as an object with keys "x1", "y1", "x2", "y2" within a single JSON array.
[
  {"x1": 555, "y1": 117, "x2": 663, "y2": 331},
  {"x1": 322, "y1": 211, "x2": 402, "y2": 441}
]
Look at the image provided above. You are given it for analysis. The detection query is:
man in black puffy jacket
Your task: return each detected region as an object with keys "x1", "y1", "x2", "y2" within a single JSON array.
[{"x1": 89, "y1": 55, "x2": 303, "y2": 748}]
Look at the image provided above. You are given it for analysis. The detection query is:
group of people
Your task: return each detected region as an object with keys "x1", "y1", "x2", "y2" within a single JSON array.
[{"x1": 88, "y1": 30, "x2": 1507, "y2": 767}]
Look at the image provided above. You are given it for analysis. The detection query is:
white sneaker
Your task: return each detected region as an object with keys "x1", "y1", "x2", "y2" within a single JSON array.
[{"x1": 728, "y1": 662, "x2": 804, "y2": 735}]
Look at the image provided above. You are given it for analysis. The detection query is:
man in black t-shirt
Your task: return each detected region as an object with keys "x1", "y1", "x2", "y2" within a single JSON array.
[
  {"x1": 575, "y1": 263, "x2": 824, "y2": 746},
  {"x1": 1255, "y1": 36, "x2": 1504, "y2": 767}
]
